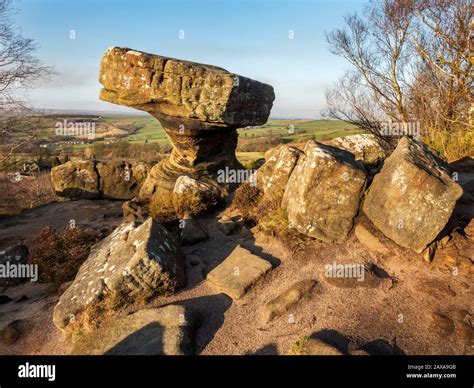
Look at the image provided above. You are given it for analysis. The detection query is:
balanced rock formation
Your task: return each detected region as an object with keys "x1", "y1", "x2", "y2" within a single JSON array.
[
  {"x1": 51, "y1": 160, "x2": 150, "y2": 200},
  {"x1": 53, "y1": 218, "x2": 186, "y2": 331},
  {"x1": 99, "y1": 47, "x2": 275, "y2": 202},
  {"x1": 282, "y1": 141, "x2": 367, "y2": 242},
  {"x1": 71, "y1": 305, "x2": 199, "y2": 355},
  {"x1": 363, "y1": 137, "x2": 463, "y2": 253}
]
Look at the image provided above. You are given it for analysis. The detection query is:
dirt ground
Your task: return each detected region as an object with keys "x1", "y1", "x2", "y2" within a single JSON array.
[{"x1": 0, "y1": 198, "x2": 472, "y2": 355}]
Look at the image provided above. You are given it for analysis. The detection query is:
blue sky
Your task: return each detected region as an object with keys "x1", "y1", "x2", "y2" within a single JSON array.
[{"x1": 15, "y1": 0, "x2": 365, "y2": 118}]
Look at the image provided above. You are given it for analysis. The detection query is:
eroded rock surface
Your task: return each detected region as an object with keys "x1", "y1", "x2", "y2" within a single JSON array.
[
  {"x1": 363, "y1": 137, "x2": 463, "y2": 253},
  {"x1": 51, "y1": 160, "x2": 150, "y2": 200},
  {"x1": 71, "y1": 305, "x2": 199, "y2": 355},
  {"x1": 256, "y1": 145, "x2": 302, "y2": 200},
  {"x1": 53, "y1": 218, "x2": 186, "y2": 330},
  {"x1": 327, "y1": 134, "x2": 386, "y2": 166},
  {"x1": 282, "y1": 141, "x2": 367, "y2": 242}
]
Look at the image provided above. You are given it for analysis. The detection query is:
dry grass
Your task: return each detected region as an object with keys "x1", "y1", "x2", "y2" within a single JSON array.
[
  {"x1": 0, "y1": 172, "x2": 59, "y2": 216},
  {"x1": 237, "y1": 135, "x2": 285, "y2": 153},
  {"x1": 232, "y1": 183, "x2": 306, "y2": 251},
  {"x1": 423, "y1": 129, "x2": 473, "y2": 162},
  {"x1": 149, "y1": 191, "x2": 218, "y2": 222},
  {"x1": 29, "y1": 226, "x2": 102, "y2": 287},
  {"x1": 230, "y1": 182, "x2": 262, "y2": 224},
  {"x1": 69, "y1": 286, "x2": 162, "y2": 337}
]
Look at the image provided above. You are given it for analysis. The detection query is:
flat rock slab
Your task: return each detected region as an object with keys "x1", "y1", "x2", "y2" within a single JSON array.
[
  {"x1": 354, "y1": 224, "x2": 390, "y2": 255},
  {"x1": 260, "y1": 279, "x2": 316, "y2": 323},
  {"x1": 71, "y1": 305, "x2": 199, "y2": 355},
  {"x1": 363, "y1": 137, "x2": 463, "y2": 253},
  {"x1": 99, "y1": 47, "x2": 274, "y2": 127},
  {"x1": 206, "y1": 246, "x2": 272, "y2": 300}
]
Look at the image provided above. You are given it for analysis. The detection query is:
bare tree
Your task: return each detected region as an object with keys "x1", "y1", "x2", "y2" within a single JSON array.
[
  {"x1": 0, "y1": 0, "x2": 51, "y2": 168},
  {"x1": 325, "y1": 0, "x2": 417, "y2": 147},
  {"x1": 325, "y1": 0, "x2": 473, "y2": 158},
  {"x1": 408, "y1": 0, "x2": 473, "y2": 157}
]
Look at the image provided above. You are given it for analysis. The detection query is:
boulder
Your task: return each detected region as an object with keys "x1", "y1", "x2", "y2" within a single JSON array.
[
  {"x1": 326, "y1": 134, "x2": 386, "y2": 166},
  {"x1": 260, "y1": 279, "x2": 316, "y2": 324},
  {"x1": 324, "y1": 264, "x2": 391, "y2": 289},
  {"x1": 282, "y1": 141, "x2": 367, "y2": 242},
  {"x1": 51, "y1": 160, "x2": 99, "y2": 199},
  {"x1": 53, "y1": 218, "x2": 186, "y2": 330},
  {"x1": 51, "y1": 160, "x2": 150, "y2": 200},
  {"x1": 363, "y1": 137, "x2": 463, "y2": 253},
  {"x1": 71, "y1": 305, "x2": 199, "y2": 355},
  {"x1": 206, "y1": 246, "x2": 272, "y2": 300},
  {"x1": 99, "y1": 47, "x2": 275, "y2": 205},
  {"x1": 97, "y1": 160, "x2": 150, "y2": 200},
  {"x1": 256, "y1": 145, "x2": 302, "y2": 199},
  {"x1": 172, "y1": 175, "x2": 224, "y2": 201}
]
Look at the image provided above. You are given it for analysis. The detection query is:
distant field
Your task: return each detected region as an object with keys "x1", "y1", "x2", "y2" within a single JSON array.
[
  {"x1": 22, "y1": 115, "x2": 361, "y2": 163},
  {"x1": 96, "y1": 116, "x2": 360, "y2": 145},
  {"x1": 71, "y1": 116, "x2": 362, "y2": 163}
]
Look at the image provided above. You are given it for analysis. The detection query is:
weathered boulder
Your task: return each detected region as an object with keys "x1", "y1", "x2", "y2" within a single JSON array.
[
  {"x1": 326, "y1": 134, "x2": 386, "y2": 166},
  {"x1": 51, "y1": 160, "x2": 150, "y2": 200},
  {"x1": 53, "y1": 218, "x2": 186, "y2": 330},
  {"x1": 99, "y1": 47, "x2": 275, "y2": 205},
  {"x1": 71, "y1": 305, "x2": 199, "y2": 355},
  {"x1": 282, "y1": 141, "x2": 367, "y2": 242},
  {"x1": 97, "y1": 160, "x2": 150, "y2": 199},
  {"x1": 51, "y1": 160, "x2": 98, "y2": 199},
  {"x1": 206, "y1": 246, "x2": 272, "y2": 300},
  {"x1": 363, "y1": 137, "x2": 463, "y2": 253},
  {"x1": 256, "y1": 145, "x2": 302, "y2": 199}
]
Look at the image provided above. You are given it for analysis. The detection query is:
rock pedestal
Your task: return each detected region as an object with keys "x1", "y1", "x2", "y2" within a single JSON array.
[{"x1": 99, "y1": 47, "x2": 275, "y2": 200}]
